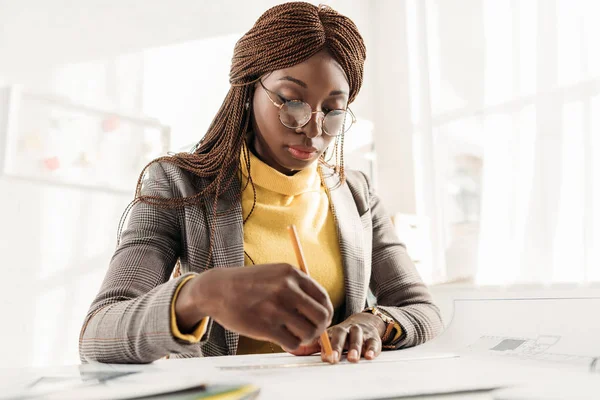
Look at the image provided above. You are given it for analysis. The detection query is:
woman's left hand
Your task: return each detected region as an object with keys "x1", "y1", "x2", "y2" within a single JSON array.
[{"x1": 286, "y1": 312, "x2": 386, "y2": 363}]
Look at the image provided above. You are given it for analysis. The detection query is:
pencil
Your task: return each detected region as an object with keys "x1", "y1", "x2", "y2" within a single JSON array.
[{"x1": 287, "y1": 225, "x2": 334, "y2": 360}]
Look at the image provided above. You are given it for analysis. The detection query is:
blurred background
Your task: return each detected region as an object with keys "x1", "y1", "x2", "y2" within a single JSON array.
[{"x1": 0, "y1": 0, "x2": 599, "y2": 368}]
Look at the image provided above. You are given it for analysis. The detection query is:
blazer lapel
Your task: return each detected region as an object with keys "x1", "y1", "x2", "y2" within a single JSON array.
[
  {"x1": 320, "y1": 168, "x2": 368, "y2": 318},
  {"x1": 203, "y1": 176, "x2": 244, "y2": 355}
]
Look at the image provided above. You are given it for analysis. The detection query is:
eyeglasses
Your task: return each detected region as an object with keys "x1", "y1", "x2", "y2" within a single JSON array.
[{"x1": 259, "y1": 80, "x2": 355, "y2": 137}]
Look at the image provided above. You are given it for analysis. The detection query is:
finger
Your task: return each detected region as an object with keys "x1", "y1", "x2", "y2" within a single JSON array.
[
  {"x1": 327, "y1": 326, "x2": 348, "y2": 363},
  {"x1": 297, "y1": 275, "x2": 334, "y2": 322},
  {"x1": 271, "y1": 325, "x2": 302, "y2": 351},
  {"x1": 281, "y1": 288, "x2": 330, "y2": 335},
  {"x1": 279, "y1": 308, "x2": 321, "y2": 345},
  {"x1": 316, "y1": 332, "x2": 337, "y2": 364},
  {"x1": 363, "y1": 336, "x2": 382, "y2": 360},
  {"x1": 284, "y1": 340, "x2": 320, "y2": 356},
  {"x1": 347, "y1": 325, "x2": 364, "y2": 363}
]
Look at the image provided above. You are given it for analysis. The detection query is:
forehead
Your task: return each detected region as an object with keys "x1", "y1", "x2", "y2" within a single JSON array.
[{"x1": 265, "y1": 51, "x2": 349, "y2": 92}]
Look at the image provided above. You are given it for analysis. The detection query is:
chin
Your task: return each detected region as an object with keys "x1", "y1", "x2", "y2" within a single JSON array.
[{"x1": 277, "y1": 151, "x2": 317, "y2": 172}]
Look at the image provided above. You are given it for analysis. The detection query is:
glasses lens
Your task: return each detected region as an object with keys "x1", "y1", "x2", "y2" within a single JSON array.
[
  {"x1": 323, "y1": 110, "x2": 353, "y2": 136},
  {"x1": 280, "y1": 101, "x2": 311, "y2": 128}
]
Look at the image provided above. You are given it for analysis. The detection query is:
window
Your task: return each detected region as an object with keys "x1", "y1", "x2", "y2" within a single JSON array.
[{"x1": 407, "y1": 0, "x2": 600, "y2": 284}]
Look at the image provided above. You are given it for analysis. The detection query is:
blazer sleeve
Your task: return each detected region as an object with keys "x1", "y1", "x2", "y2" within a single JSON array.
[
  {"x1": 79, "y1": 162, "x2": 212, "y2": 364},
  {"x1": 364, "y1": 173, "x2": 444, "y2": 349}
]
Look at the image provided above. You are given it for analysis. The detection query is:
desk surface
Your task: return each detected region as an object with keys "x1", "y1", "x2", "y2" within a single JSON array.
[
  {"x1": 2, "y1": 350, "x2": 599, "y2": 400},
  {"x1": 404, "y1": 395, "x2": 493, "y2": 400}
]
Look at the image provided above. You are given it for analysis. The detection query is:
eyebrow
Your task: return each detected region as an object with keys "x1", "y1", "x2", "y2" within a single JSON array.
[
  {"x1": 329, "y1": 89, "x2": 348, "y2": 96},
  {"x1": 279, "y1": 76, "x2": 307, "y2": 88},
  {"x1": 278, "y1": 75, "x2": 348, "y2": 97}
]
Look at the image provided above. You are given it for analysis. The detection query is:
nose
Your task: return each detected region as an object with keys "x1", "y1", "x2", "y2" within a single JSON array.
[{"x1": 302, "y1": 112, "x2": 324, "y2": 139}]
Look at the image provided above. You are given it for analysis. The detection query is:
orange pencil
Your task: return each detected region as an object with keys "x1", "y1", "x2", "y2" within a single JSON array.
[{"x1": 287, "y1": 225, "x2": 334, "y2": 360}]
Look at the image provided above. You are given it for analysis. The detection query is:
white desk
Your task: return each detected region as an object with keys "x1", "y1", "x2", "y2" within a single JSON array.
[{"x1": 4, "y1": 297, "x2": 600, "y2": 399}]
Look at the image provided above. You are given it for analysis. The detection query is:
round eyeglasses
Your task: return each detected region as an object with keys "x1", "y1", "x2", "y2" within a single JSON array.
[{"x1": 259, "y1": 80, "x2": 355, "y2": 137}]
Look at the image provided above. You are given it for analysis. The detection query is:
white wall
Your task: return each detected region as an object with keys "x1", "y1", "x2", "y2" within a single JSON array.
[
  {"x1": 0, "y1": 179, "x2": 129, "y2": 367},
  {"x1": 0, "y1": 0, "x2": 281, "y2": 72},
  {"x1": 369, "y1": 0, "x2": 418, "y2": 215}
]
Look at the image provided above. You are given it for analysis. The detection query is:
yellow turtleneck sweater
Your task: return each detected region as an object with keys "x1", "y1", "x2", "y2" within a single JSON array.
[
  {"x1": 236, "y1": 149, "x2": 345, "y2": 355},
  {"x1": 169, "y1": 150, "x2": 346, "y2": 352}
]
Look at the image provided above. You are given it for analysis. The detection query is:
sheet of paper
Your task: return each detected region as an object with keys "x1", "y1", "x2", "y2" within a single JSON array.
[
  {"x1": 151, "y1": 350, "x2": 509, "y2": 400},
  {"x1": 0, "y1": 363, "x2": 233, "y2": 400},
  {"x1": 418, "y1": 297, "x2": 600, "y2": 367},
  {"x1": 408, "y1": 297, "x2": 600, "y2": 400},
  {"x1": 492, "y1": 366, "x2": 600, "y2": 400},
  {"x1": 199, "y1": 297, "x2": 600, "y2": 399},
  {"x1": 228, "y1": 356, "x2": 515, "y2": 400},
  {"x1": 217, "y1": 350, "x2": 458, "y2": 371}
]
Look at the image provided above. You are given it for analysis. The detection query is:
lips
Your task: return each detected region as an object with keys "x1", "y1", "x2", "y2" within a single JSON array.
[{"x1": 287, "y1": 145, "x2": 318, "y2": 160}]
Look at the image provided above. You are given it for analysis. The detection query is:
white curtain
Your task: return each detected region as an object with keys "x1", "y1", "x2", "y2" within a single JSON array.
[{"x1": 406, "y1": 0, "x2": 600, "y2": 284}]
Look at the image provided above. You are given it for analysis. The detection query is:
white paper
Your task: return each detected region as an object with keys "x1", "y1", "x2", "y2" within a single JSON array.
[
  {"x1": 421, "y1": 297, "x2": 600, "y2": 364},
  {"x1": 234, "y1": 356, "x2": 515, "y2": 400},
  {"x1": 217, "y1": 350, "x2": 458, "y2": 371},
  {"x1": 0, "y1": 364, "x2": 226, "y2": 400},
  {"x1": 205, "y1": 297, "x2": 600, "y2": 399},
  {"x1": 492, "y1": 367, "x2": 600, "y2": 400},
  {"x1": 409, "y1": 297, "x2": 600, "y2": 400}
]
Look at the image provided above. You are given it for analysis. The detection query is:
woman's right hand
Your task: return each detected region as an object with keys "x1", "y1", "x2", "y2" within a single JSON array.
[{"x1": 175, "y1": 263, "x2": 334, "y2": 351}]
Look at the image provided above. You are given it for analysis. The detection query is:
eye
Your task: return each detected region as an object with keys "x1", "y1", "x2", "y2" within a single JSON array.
[
  {"x1": 323, "y1": 104, "x2": 344, "y2": 113},
  {"x1": 277, "y1": 94, "x2": 291, "y2": 103}
]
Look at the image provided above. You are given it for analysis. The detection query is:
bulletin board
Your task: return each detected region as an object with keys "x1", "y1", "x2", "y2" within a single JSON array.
[{"x1": 0, "y1": 86, "x2": 170, "y2": 194}]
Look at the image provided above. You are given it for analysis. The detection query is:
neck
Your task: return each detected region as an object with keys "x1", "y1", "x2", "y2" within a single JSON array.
[{"x1": 246, "y1": 132, "x2": 298, "y2": 176}]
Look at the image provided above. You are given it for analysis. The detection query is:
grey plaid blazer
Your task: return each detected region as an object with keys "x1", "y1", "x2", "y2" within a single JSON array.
[{"x1": 79, "y1": 161, "x2": 442, "y2": 364}]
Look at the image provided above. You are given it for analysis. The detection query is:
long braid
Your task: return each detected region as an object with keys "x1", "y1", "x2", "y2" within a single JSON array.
[{"x1": 120, "y1": 2, "x2": 366, "y2": 271}]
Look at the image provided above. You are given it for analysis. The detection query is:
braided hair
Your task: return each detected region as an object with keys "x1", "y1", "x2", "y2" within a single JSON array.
[{"x1": 119, "y1": 2, "x2": 366, "y2": 269}]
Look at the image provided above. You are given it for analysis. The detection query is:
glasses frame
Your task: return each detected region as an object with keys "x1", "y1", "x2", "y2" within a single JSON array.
[{"x1": 258, "y1": 80, "x2": 356, "y2": 137}]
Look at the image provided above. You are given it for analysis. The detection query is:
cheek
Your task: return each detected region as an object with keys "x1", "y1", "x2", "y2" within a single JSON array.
[
  {"x1": 323, "y1": 136, "x2": 337, "y2": 149},
  {"x1": 255, "y1": 111, "x2": 284, "y2": 144},
  {"x1": 252, "y1": 99, "x2": 282, "y2": 138}
]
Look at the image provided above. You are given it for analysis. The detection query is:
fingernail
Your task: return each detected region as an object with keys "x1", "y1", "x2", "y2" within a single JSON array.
[
  {"x1": 365, "y1": 350, "x2": 375, "y2": 359},
  {"x1": 349, "y1": 349, "x2": 358, "y2": 360},
  {"x1": 332, "y1": 350, "x2": 339, "y2": 362}
]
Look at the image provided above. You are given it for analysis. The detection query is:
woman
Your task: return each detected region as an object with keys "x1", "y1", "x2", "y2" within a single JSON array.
[{"x1": 79, "y1": 2, "x2": 442, "y2": 365}]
